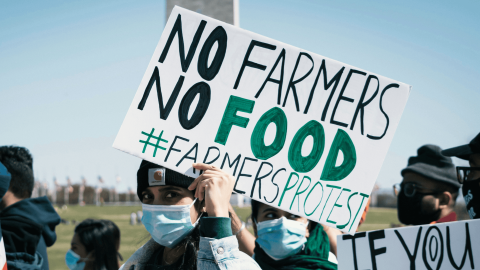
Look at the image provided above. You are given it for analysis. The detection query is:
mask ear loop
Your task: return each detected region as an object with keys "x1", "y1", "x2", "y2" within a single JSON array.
[
  {"x1": 81, "y1": 251, "x2": 95, "y2": 264},
  {"x1": 190, "y1": 198, "x2": 203, "y2": 226},
  {"x1": 190, "y1": 198, "x2": 198, "y2": 207},
  {"x1": 302, "y1": 221, "x2": 311, "y2": 251}
]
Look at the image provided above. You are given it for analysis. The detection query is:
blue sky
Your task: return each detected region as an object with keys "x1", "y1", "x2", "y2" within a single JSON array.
[{"x1": 1, "y1": 0, "x2": 478, "y2": 192}]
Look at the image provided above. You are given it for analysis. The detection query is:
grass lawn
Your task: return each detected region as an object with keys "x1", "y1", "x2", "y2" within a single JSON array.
[
  {"x1": 357, "y1": 207, "x2": 401, "y2": 232},
  {"x1": 48, "y1": 205, "x2": 399, "y2": 269}
]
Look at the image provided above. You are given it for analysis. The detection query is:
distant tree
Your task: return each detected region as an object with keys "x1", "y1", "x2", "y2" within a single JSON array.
[{"x1": 376, "y1": 192, "x2": 397, "y2": 208}]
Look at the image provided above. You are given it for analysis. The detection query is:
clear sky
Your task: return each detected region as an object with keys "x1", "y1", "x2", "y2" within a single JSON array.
[{"x1": 1, "y1": 0, "x2": 478, "y2": 192}]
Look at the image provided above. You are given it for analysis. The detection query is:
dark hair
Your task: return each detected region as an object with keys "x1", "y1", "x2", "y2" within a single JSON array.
[
  {"x1": 101, "y1": 220, "x2": 122, "y2": 260},
  {"x1": 167, "y1": 198, "x2": 203, "y2": 270},
  {"x1": 175, "y1": 224, "x2": 200, "y2": 270},
  {"x1": 251, "y1": 199, "x2": 262, "y2": 223},
  {"x1": 0, "y1": 146, "x2": 34, "y2": 198},
  {"x1": 75, "y1": 219, "x2": 120, "y2": 270}
]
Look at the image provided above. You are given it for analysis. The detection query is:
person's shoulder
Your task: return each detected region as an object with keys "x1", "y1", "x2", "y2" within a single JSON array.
[{"x1": 120, "y1": 238, "x2": 162, "y2": 270}]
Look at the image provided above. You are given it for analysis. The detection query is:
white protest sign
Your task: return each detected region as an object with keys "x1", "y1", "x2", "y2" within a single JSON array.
[
  {"x1": 113, "y1": 6, "x2": 410, "y2": 233},
  {"x1": 337, "y1": 219, "x2": 480, "y2": 270}
]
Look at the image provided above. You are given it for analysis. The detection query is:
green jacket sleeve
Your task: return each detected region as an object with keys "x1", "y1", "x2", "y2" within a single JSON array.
[{"x1": 199, "y1": 217, "x2": 232, "y2": 239}]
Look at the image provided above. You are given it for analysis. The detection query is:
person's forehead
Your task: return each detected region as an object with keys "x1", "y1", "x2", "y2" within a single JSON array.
[
  {"x1": 258, "y1": 205, "x2": 295, "y2": 217},
  {"x1": 258, "y1": 204, "x2": 282, "y2": 213}
]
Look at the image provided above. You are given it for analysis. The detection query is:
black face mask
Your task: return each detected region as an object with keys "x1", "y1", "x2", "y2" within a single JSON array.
[
  {"x1": 462, "y1": 178, "x2": 480, "y2": 219},
  {"x1": 397, "y1": 190, "x2": 441, "y2": 225}
]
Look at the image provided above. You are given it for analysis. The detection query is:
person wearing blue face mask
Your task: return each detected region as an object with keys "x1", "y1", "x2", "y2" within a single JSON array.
[
  {"x1": 250, "y1": 200, "x2": 338, "y2": 270},
  {"x1": 120, "y1": 160, "x2": 261, "y2": 270},
  {"x1": 66, "y1": 219, "x2": 122, "y2": 270}
]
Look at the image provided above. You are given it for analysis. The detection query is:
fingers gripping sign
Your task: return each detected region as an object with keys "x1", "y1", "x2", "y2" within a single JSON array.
[{"x1": 188, "y1": 163, "x2": 235, "y2": 217}]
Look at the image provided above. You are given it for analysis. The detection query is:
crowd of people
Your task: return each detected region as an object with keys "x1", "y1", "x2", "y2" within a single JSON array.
[{"x1": 0, "y1": 131, "x2": 478, "y2": 269}]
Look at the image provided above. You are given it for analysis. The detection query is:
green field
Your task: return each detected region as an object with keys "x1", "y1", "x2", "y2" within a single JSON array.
[{"x1": 47, "y1": 205, "x2": 399, "y2": 270}]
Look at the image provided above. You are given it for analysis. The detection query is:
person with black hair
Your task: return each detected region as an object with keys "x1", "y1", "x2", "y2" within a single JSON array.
[
  {"x1": 442, "y1": 132, "x2": 480, "y2": 219},
  {"x1": 120, "y1": 160, "x2": 260, "y2": 270},
  {"x1": 0, "y1": 146, "x2": 34, "y2": 206},
  {"x1": 66, "y1": 219, "x2": 122, "y2": 270},
  {"x1": 394, "y1": 144, "x2": 460, "y2": 225},
  {"x1": 0, "y1": 145, "x2": 61, "y2": 270},
  {"x1": 249, "y1": 199, "x2": 338, "y2": 270},
  {"x1": 101, "y1": 219, "x2": 122, "y2": 254}
]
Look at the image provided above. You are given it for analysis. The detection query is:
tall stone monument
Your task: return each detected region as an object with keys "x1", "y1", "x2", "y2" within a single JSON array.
[{"x1": 166, "y1": 0, "x2": 239, "y2": 26}]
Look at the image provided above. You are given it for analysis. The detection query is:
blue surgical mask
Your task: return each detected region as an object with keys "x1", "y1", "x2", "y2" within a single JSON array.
[
  {"x1": 65, "y1": 249, "x2": 86, "y2": 270},
  {"x1": 256, "y1": 217, "x2": 308, "y2": 260},
  {"x1": 141, "y1": 198, "x2": 201, "y2": 248}
]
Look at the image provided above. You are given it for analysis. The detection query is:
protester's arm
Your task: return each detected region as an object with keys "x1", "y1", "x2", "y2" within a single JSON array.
[
  {"x1": 198, "y1": 216, "x2": 260, "y2": 269},
  {"x1": 190, "y1": 163, "x2": 261, "y2": 270},
  {"x1": 198, "y1": 235, "x2": 261, "y2": 270},
  {"x1": 322, "y1": 224, "x2": 342, "y2": 256},
  {"x1": 229, "y1": 204, "x2": 255, "y2": 256}
]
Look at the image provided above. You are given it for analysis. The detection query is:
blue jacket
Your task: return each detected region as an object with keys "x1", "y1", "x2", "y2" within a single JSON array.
[{"x1": 198, "y1": 235, "x2": 261, "y2": 270}]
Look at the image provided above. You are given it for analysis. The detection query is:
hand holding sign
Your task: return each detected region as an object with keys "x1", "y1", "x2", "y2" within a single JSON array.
[{"x1": 189, "y1": 163, "x2": 235, "y2": 218}]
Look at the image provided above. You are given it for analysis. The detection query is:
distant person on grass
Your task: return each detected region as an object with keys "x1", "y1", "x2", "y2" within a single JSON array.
[
  {"x1": 66, "y1": 219, "x2": 122, "y2": 270},
  {"x1": 248, "y1": 200, "x2": 338, "y2": 270},
  {"x1": 394, "y1": 144, "x2": 459, "y2": 225},
  {"x1": 442, "y1": 132, "x2": 480, "y2": 219},
  {"x1": 120, "y1": 160, "x2": 260, "y2": 270},
  {"x1": 0, "y1": 146, "x2": 61, "y2": 270}
]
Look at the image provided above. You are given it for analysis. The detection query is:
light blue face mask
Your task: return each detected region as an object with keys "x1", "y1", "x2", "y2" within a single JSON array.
[
  {"x1": 141, "y1": 198, "x2": 201, "y2": 248},
  {"x1": 65, "y1": 249, "x2": 86, "y2": 270},
  {"x1": 256, "y1": 217, "x2": 308, "y2": 260}
]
